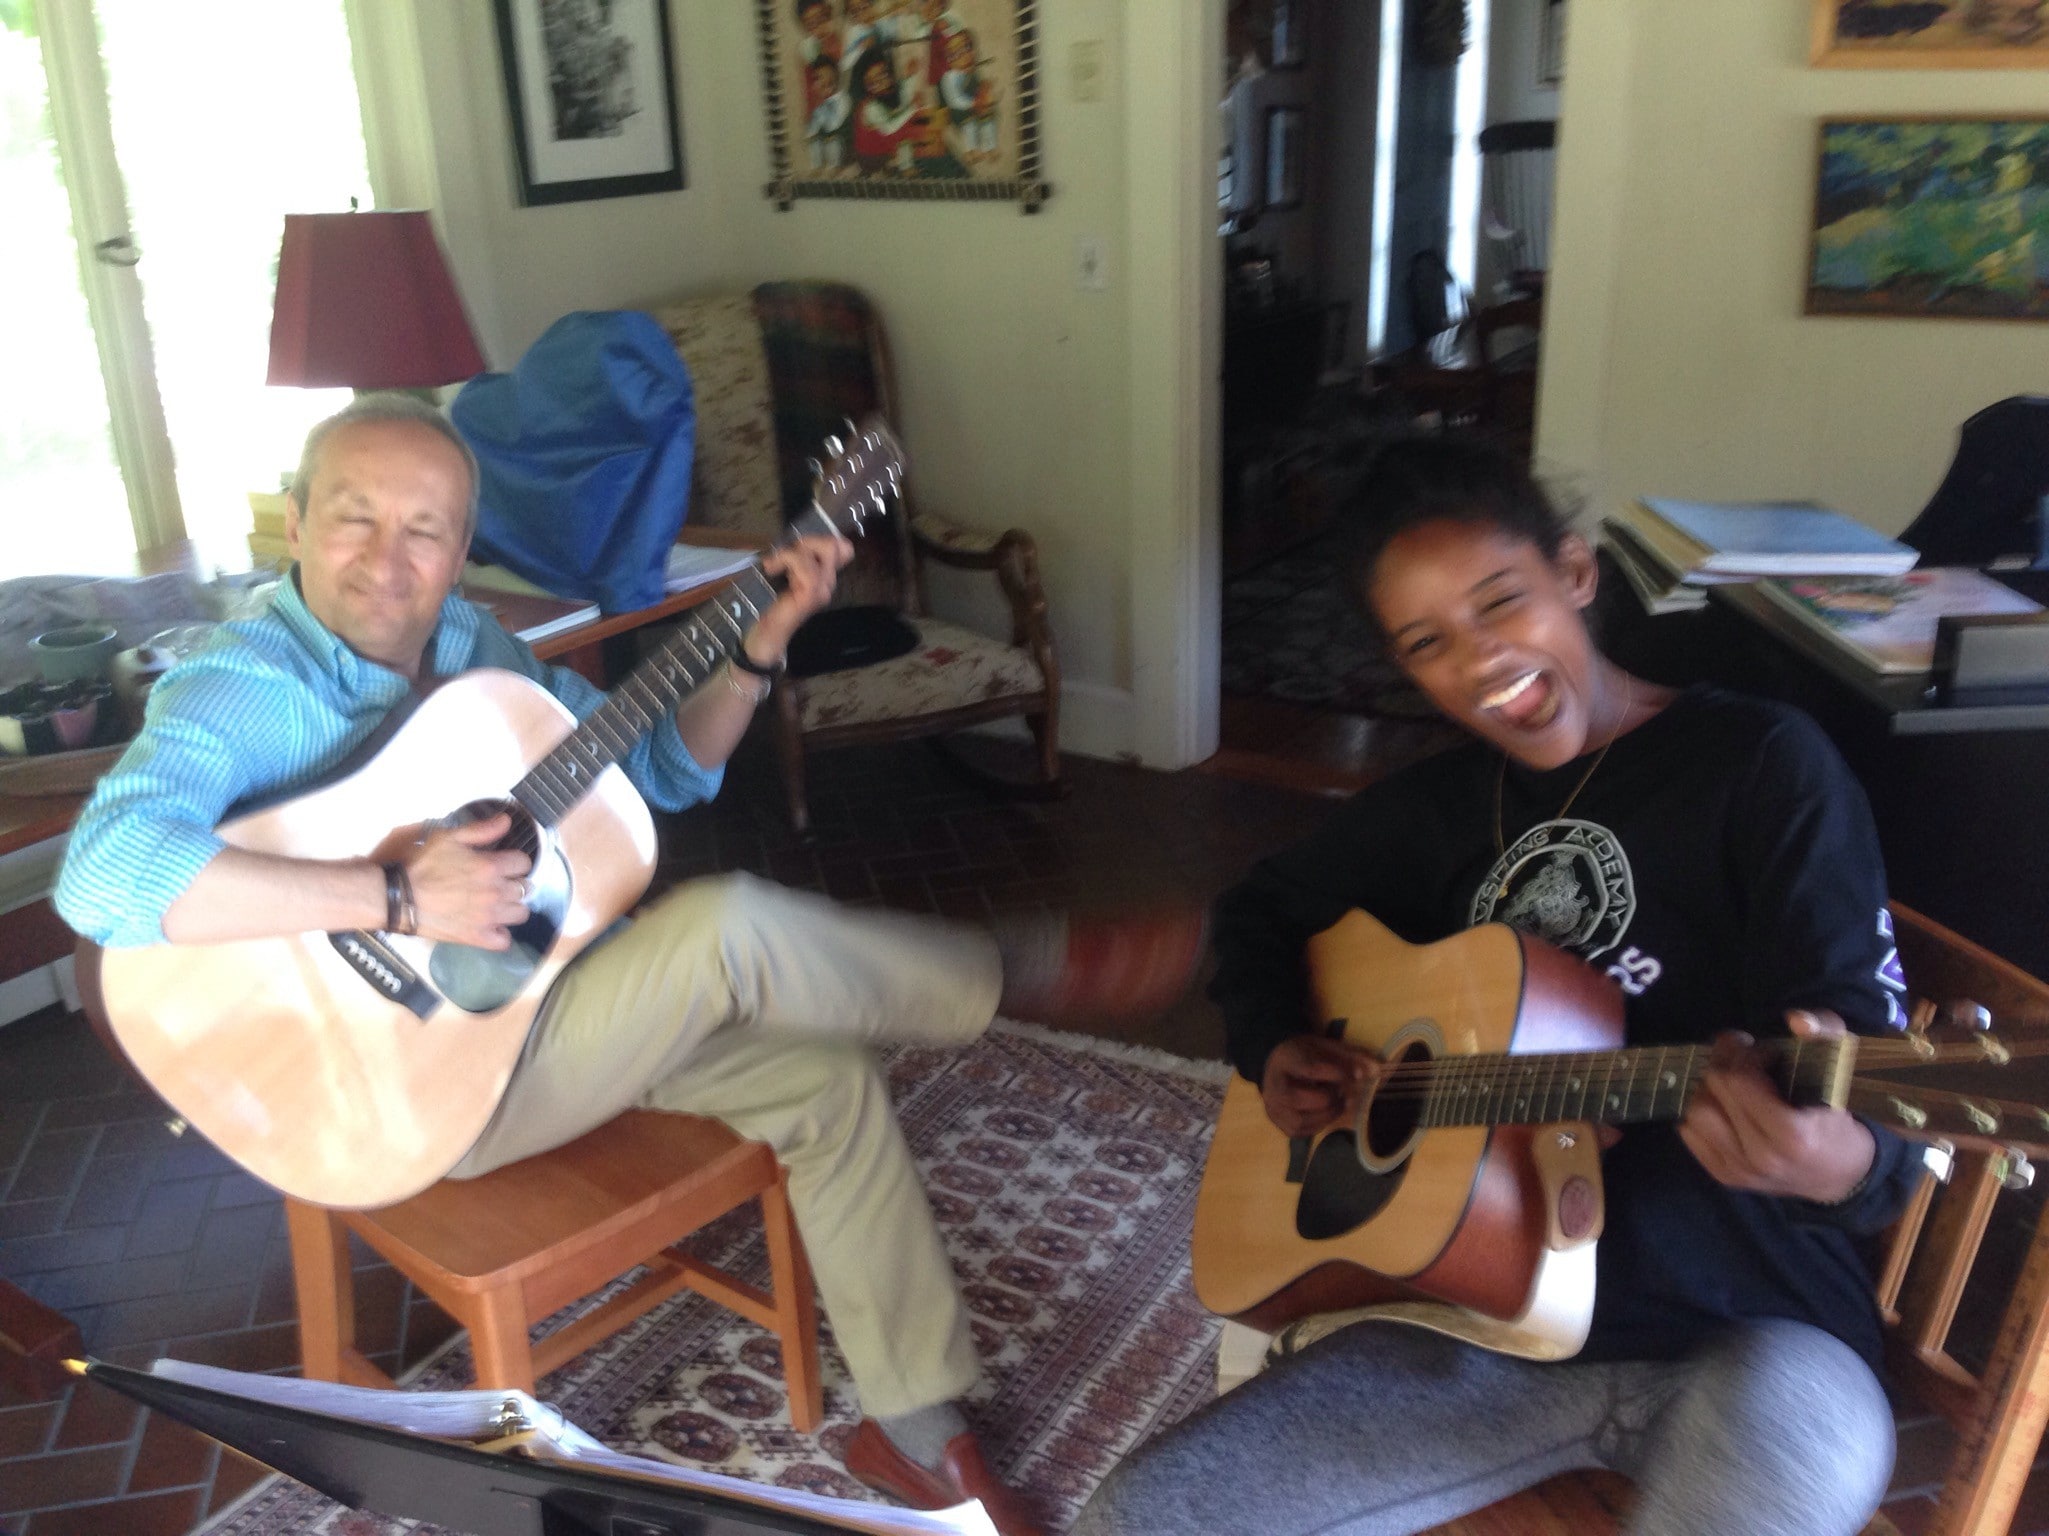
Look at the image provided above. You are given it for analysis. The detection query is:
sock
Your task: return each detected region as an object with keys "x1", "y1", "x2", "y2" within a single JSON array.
[
  {"x1": 877, "y1": 1400, "x2": 969, "y2": 1471},
  {"x1": 991, "y1": 910, "x2": 1068, "y2": 1018}
]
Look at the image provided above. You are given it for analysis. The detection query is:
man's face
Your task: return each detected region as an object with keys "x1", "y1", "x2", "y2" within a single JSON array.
[
  {"x1": 287, "y1": 419, "x2": 473, "y2": 677},
  {"x1": 800, "y1": 0, "x2": 833, "y2": 40}
]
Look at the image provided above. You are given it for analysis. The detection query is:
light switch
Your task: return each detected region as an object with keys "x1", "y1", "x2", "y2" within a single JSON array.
[{"x1": 1072, "y1": 40, "x2": 1106, "y2": 102}]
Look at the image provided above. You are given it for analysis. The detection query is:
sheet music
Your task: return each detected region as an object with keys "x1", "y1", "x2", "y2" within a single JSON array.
[{"x1": 148, "y1": 1361, "x2": 999, "y2": 1536}]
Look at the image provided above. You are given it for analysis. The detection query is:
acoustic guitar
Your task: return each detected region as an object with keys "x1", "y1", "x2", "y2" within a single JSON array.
[
  {"x1": 97, "y1": 422, "x2": 905, "y2": 1210},
  {"x1": 1191, "y1": 909, "x2": 2016, "y2": 1360}
]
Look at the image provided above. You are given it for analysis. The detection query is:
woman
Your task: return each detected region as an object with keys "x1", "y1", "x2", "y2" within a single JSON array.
[{"x1": 1076, "y1": 438, "x2": 1920, "y2": 1536}]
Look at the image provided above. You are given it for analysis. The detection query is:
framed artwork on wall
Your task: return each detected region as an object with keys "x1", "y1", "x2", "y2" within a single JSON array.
[
  {"x1": 1807, "y1": 117, "x2": 2049, "y2": 319},
  {"x1": 1271, "y1": 0, "x2": 1307, "y2": 68},
  {"x1": 1266, "y1": 105, "x2": 1305, "y2": 210},
  {"x1": 1538, "y1": 0, "x2": 1566, "y2": 85},
  {"x1": 1811, "y1": 0, "x2": 2049, "y2": 67},
  {"x1": 755, "y1": 0, "x2": 1051, "y2": 211},
  {"x1": 492, "y1": 0, "x2": 686, "y2": 206}
]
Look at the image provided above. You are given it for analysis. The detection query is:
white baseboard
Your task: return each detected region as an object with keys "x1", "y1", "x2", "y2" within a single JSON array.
[{"x1": 966, "y1": 680, "x2": 1138, "y2": 764}]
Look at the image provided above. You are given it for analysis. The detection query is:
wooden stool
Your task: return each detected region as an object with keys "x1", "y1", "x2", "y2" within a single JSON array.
[{"x1": 286, "y1": 1109, "x2": 823, "y2": 1431}]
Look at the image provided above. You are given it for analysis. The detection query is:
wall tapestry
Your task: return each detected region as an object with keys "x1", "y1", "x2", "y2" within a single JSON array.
[
  {"x1": 1813, "y1": 0, "x2": 2049, "y2": 67},
  {"x1": 1807, "y1": 118, "x2": 2049, "y2": 319},
  {"x1": 756, "y1": 0, "x2": 1050, "y2": 211},
  {"x1": 493, "y1": 0, "x2": 685, "y2": 205}
]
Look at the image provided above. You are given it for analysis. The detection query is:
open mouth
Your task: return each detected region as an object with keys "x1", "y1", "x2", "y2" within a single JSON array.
[{"x1": 1479, "y1": 669, "x2": 1561, "y2": 730}]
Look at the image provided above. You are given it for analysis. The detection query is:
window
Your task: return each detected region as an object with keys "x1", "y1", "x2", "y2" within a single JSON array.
[{"x1": 2, "y1": 0, "x2": 374, "y2": 579}]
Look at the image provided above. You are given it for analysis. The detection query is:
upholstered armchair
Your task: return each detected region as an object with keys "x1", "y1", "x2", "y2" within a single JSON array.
[{"x1": 650, "y1": 282, "x2": 1060, "y2": 833}]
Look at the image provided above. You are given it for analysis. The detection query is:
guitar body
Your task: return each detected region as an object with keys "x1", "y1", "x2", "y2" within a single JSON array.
[
  {"x1": 1192, "y1": 912, "x2": 1625, "y2": 1357},
  {"x1": 98, "y1": 670, "x2": 657, "y2": 1210}
]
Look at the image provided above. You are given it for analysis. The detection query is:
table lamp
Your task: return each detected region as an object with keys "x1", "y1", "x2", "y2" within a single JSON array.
[{"x1": 266, "y1": 209, "x2": 485, "y2": 393}]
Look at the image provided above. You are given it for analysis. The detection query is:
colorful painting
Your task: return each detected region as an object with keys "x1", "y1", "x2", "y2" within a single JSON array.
[
  {"x1": 1812, "y1": 0, "x2": 2049, "y2": 67},
  {"x1": 1807, "y1": 119, "x2": 2049, "y2": 320},
  {"x1": 756, "y1": 0, "x2": 1049, "y2": 210}
]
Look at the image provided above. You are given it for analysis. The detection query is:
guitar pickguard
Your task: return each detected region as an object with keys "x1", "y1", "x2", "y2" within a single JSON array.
[{"x1": 1296, "y1": 1131, "x2": 1407, "y2": 1239}]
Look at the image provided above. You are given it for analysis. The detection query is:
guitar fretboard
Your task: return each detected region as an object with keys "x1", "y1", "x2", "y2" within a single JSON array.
[
  {"x1": 508, "y1": 565, "x2": 781, "y2": 828},
  {"x1": 1412, "y1": 1036, "x2": 1855, "y2": 1130}
]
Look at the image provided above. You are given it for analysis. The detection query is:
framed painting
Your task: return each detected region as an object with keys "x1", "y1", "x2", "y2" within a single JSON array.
[
  {"x1": 1807, "y1": 118, "x2": 2049, "y2": 320},
  {"x1": 492, "y1": 0, "x2": 685, "y2": 206},
  {"x1": 1266, "y1": 105, "x2": 1305, "y2": 210},
  {"x1": 1812, "y1": 0, "x2": 2049, "y2": 67},
  {"x1": 1538, "y1": 0, "x2": 1566, "y2": 85},
  {"x1": 755, "y1": 0, "x2": 1051, "y2": 211}
]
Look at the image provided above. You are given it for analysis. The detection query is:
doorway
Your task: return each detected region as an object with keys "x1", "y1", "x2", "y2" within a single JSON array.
[{"x1": 1210, "y1": 0, "x2": 1561, "y2": 792}]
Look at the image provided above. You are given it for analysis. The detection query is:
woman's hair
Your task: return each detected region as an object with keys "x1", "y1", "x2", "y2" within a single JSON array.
[{"x1": 1337, "y1": 435, "x2": 1573, "y2": 601}]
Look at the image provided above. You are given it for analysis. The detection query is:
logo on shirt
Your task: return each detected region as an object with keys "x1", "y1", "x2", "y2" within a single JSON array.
[
  {"x1": 1471, "y1": 818, "x2": 1637, "y2": 963},
  {"x1": 1876, "y1": 908, "x2": 1907, "y2": 1026}
]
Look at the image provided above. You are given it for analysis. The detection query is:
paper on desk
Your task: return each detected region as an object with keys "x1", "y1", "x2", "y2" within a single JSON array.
[
  {"x1": 666, "y1": 543, "x2": 759, "y2": 591},
  {"x1": 148, "y1": 1360, "x2": 1000, "y2": 1536}
]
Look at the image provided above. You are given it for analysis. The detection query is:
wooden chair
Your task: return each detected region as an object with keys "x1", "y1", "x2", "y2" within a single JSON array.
[
  {"x1": 73, "y1": 944, "x2": 822, "y2": 1427},
  {"x1": 285, "y1": 1110, "x2": 822, "y2": 1426},
  {"x1": 1221, "y1": 903, "x2": 2049, "y2": 1536},
  {"x1": 652, "y1": 284, "x2": 1062, "y2": 834}
]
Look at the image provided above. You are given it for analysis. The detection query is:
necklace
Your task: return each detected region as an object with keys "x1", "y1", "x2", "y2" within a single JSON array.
[{"x1": 1492, "y1": 673, "x2": 1634, "y2": 875}]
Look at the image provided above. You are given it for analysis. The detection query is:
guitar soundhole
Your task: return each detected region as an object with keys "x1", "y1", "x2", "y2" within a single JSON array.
[
  {"x1": 427, "y1": 799, "x2": 568, "y2": 1014},
  {"x1": 1293, "y1": 1037, "x2": 1431, "y2": 1242},
  {"x1": 1362, "y1": 1039, "x2": 1431, "y2": 1163}
]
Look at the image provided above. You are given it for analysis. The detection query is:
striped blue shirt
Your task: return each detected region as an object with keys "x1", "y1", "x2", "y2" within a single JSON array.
[{"x1": 57, "y1": 575, "x2": 720, "y2": 947}]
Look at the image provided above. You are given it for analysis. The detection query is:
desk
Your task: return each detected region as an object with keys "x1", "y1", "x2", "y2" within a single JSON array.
[{"x1": 1597, "y1": 556, "x2": 2049, "y2": 981}]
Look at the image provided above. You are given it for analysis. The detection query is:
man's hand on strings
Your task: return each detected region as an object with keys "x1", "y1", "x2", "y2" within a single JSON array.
[
  {"x1": 1679, "y1": 1008, "x2": 1877, "y2": 1204},
  {"x1": 1261, "y1": 1034, "x2": 1379, "y2": 1139},
  {"x1": 748, "y1": 530, "x2": 855, "y2": 665}
]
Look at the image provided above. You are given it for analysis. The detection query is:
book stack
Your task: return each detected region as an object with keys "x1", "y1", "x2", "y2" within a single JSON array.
[
  {"x1": 247, "y1": 491, "x2": 291, "y2": 570},
  {"x1": 1602, "y1": 496, "x2": 1920, "y2": 617}
]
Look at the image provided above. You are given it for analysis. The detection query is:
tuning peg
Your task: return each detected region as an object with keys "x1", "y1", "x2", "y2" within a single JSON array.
[
  {"x1": 823, "y1": 434, "x2": 845, "y2": 460},
  {"x1": 1999, "y1": 1147, "x2": 2036, "y2": 1192},
  {"x1": 805, "y1": 456, "x2": 823, "y2": 479}
]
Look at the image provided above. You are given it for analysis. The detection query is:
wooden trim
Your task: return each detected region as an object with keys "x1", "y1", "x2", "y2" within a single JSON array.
[{"x1": 1810, "y1": 0, "x2": 2049, "y2": 68}]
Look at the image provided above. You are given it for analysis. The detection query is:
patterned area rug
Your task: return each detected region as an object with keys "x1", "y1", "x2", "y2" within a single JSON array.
[
  {"x1": 1221, "y1": 533, "x2": 1436, "y2": 718},
  {"x1": 196, "y1": 1023, "x2": 1229, "y2": 1536}
]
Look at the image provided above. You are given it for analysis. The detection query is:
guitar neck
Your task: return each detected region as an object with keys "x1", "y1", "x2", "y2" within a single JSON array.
[{"x1": 1408, "y1": 1036, "x2": 1857, "y2": 1131}]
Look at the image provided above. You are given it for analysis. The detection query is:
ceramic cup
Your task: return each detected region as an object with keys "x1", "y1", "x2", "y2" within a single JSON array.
[{"x1": 31, "y1": 624, "x2": 119, "y2": 684}]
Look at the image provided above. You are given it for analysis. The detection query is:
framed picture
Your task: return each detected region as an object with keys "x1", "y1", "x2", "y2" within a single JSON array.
[
  {"x1": 1271, "y1": 0, "x2": 1307, "y2": 68},
  {"x1": 1812, "y1": 0, "x2": 2049, "y2": 67},
  {"x1": 492, "y1": 0, "x2": 685, "y2": 205},
  {"x1": 1538, "y1": 0, "x2": 1566, "y2": 85},
  {"x1": 1266, "y1": 105, "x2": 1305, "y2": 210},
  {"x1": 754, "y1": 0, "x2": 1051, "y2": 211},
  {"x1": 1807, "y1": 118, "x2": 2049, "y2": 320}
]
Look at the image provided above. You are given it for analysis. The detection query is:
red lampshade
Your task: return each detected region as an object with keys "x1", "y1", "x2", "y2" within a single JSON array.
[{"x1": 267, "y1": 210, "x2": 485, "y2": 390}]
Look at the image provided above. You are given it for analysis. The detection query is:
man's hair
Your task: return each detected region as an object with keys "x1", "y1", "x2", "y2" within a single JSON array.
[
  {"x1": 1336, "y1": 435, "x2": 1573, "y2": 614},
  {"x1": 290, "y1": 393, "x2": 481, "y2": 540}
]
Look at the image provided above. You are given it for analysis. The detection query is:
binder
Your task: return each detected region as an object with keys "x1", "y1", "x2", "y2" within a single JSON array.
[{"x1": 80, "y1": 1358, "x2": 998, "y2": 1536}]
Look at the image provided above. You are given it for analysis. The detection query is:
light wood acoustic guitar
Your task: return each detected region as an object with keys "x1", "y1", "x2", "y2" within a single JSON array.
[
  {"x1": 1191, "y1": 909, "x2": 2020, "y2": 1360},
  {"x1": 96, "y1": 422, "x2": 905, "y2": 1211}
]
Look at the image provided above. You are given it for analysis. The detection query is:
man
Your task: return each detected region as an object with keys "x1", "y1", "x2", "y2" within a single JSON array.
[{"x1": 59, "y1": 395, "x2": 1200, "y2": 1536}]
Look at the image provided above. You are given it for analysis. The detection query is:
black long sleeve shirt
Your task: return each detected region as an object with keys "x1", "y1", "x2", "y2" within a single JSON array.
[{"x1": 1211, "y1": 685, "x2": 1924, "y2": 1369}]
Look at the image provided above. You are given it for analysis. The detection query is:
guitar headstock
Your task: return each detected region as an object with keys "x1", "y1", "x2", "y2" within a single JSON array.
[{"x1": 801, "y1": 416, "x2": 907, "y2": 542}]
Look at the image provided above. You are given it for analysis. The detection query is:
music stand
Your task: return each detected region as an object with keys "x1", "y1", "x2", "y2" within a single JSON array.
[{"x1": 80, "y1": 1359, "x2": 972, "y2": 1536}]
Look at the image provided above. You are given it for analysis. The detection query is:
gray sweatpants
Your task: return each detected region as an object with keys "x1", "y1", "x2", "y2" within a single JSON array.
[{"x1": 1074, "y1": 1315, "x2": 1893, "y2": 1536}]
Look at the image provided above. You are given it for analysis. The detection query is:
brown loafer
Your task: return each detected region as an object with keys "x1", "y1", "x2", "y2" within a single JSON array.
[
  {"x1": 998, "y1": 907, "x2": 1210, "y2": 1026},
  {"x1": 843, "y1": 1419, "x2": 1048, "y2": 1536}
]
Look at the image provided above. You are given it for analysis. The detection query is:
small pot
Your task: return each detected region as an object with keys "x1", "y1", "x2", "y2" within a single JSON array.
[{"x1": 31, "y1": 625, "x2": 119, "y2": 684}]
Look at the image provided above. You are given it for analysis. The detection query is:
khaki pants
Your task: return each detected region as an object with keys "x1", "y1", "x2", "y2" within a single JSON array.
[{"x1": 451, "y1": 872, "x2": 1002, "y2": 1418}]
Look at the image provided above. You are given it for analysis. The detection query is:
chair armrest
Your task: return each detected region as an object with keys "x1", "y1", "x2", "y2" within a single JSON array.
[
  {"x1": 911, "y1": 510, "x2": 1016, "y2": 569},
  {"x1": 911, "y1": 512, "x2": 1056, "y2": 671}
]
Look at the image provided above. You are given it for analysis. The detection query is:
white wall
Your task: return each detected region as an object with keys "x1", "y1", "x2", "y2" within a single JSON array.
[
  {"x1": 1538, "y1": 1, "x2": 2049, "y2": 535},
  {"x1": 377, "y1": 0, "x2": 1218, "y2": 764}
]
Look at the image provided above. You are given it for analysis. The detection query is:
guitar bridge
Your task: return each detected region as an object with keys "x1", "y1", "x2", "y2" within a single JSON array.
[{"x1": 327, "y1": 931, "x2": 440, "y2": 1019}]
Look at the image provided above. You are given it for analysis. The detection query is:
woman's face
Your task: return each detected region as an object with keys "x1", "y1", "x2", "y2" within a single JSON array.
[
  {"x1": 863, "y1": 58, "x2": 893, "y2": 96},
  {"x1": 1367, "y1": 517, "x2": 1605, "y2": 770}
]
